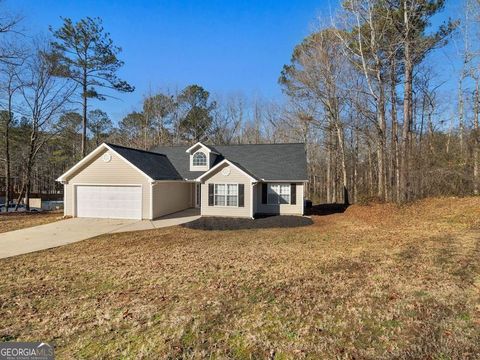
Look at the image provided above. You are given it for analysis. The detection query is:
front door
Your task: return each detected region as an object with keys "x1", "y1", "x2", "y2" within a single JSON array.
[{"x1": 195, "y1": 183, "x2": 201, "y2": 208}]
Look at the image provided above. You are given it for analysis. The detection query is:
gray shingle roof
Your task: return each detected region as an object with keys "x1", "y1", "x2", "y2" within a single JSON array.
[
  {"x1": 152, "y1": 143, "x2": 308, "y2": 181},
  {"x1": 146, "y1": 146, "x2": 206, "y2": 180},
  {"x1": 106, "y1": 143, "x2": 182, "y2": 180}
]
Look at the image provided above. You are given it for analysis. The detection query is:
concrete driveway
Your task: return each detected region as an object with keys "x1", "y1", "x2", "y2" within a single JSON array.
[{"x1": 0, "y1": 208, "x2": 200, "y2": 259}]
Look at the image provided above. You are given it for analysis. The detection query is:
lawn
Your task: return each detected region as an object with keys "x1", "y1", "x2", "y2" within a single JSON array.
[
  {"x1": 0, "y1": 211, "x2": 62, "y2": 233},
  {"x1": 0, "y1": 197, "x2": 478, "y2": 359}
]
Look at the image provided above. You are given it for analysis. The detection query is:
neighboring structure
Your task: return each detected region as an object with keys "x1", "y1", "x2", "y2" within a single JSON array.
[{"x1": 57, "y1": 142, "x2": 308, "y2": 220}]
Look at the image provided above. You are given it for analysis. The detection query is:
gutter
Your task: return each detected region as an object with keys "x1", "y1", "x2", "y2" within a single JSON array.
[{"x1": 260, "y1": 179, "x2": 309, "y2": 183}]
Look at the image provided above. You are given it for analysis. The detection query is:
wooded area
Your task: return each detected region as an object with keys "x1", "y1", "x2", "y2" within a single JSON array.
[{"x1": 1, "y1": 0, "x2": 479, "y2": 210}]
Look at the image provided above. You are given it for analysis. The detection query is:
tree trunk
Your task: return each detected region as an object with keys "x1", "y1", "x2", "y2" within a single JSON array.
[
  {"x1": 4, "y1": 95, "x2": 12, "y2": 212},
  {"x1": 326, "y1": 127, "x2": 332, "y2": 203},
  {"x1": 474, "y1": 78, "x2": 479, "y2": 195},
  {"x1": 25, "y1": 171, "x2": 31, "y2": 211},
  {"x1": 14, "y1": 184, "x2": 25, "y2": 212},
  {"x1": 353, "y1": 123, "x2": 359, "y2": 204},
  {"x1": 144, "y1": 113, "x2": 148, "y2": 150},
  {"x1": 400, "y1": 2, "x2": 413, "y2": 203},
  {"x1": 25, "y1": 133, "x2": 36, "y2": 212},
  {"x1": 335, "y1": 120, "x2": 349, "y2": 205},
  {"x1": 368, "y1": 141, "x2": 374, "y2": 197},
  {"x1": 328, "y1": 127, "x2": 338, "y2": 204},
  {"x1": 390, "y1": 56, "x2": 400, "y2": 203},
  {"x1": 458, "y1": 77, "x2": 465, "y2": 157},
  {"x1": 81, "y1": 68, "x2": 88, "y2": 158},
  {"x1": 4, "y1": 122, "x2": 10, "y2": 212},
  {"x1": 376, "y1": 67, "x2": 387, "y2": 202}
]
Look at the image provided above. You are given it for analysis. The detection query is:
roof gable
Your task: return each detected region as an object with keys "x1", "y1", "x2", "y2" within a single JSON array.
[
  {"x1": 185, "y1": 142, "x2": 219, "y2": 154},
  {"x1": 197, "y1": 159, "x2": 257, "y2": 182},
  {"x1": 57, "y1": 143, "x2": 182, "y2": 182}
]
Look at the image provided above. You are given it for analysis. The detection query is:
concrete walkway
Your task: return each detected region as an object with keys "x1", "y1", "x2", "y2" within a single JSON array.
[
  {"x1": 0, "y1": 208, "x2": 200, "y2": 259},
  {"x1": 110, "y1": 208, "x2": 200, "y2": 233}
]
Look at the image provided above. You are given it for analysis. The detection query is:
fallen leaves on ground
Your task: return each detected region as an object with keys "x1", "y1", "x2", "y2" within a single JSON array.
[
  {"x1": 0, "y1": 211, "x2": 62, "y2": 233},
  {"x1": 0, "y1": 197, "x2": 478, "y2": 359}
]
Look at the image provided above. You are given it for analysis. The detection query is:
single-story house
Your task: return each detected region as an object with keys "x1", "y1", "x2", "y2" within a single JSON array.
[{"x1": 56, "y1": 142, "x2": 308, "y2": 220}]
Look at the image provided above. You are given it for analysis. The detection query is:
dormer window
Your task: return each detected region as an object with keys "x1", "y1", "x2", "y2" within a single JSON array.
[
  {"x1": 193, "y1": 152, "x2": 207, "y2": 166},
  {"x1": 187, "y1": 142, "x2": 219, "y2": 171}
]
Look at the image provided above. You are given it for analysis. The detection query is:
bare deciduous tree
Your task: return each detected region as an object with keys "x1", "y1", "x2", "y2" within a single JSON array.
[{"x1": 18, "y1": 43, "x2": 75, "y2": 210}]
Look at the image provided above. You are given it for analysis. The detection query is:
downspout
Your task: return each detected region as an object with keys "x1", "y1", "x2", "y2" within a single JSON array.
[
  {"x1": 250, "y1": 182, "x2": 256, "y2": 219},
  {"x1": 150, "y1": 181, "x2": 156, "y2": 220}
]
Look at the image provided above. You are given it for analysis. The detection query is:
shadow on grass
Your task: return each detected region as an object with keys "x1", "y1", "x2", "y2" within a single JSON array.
[
  {"x1": 182, "y1": 215, "x2": 313, "y2": 231},
  {"x1": 305, "y1": 203, "x2": 349, "y2": 216}
]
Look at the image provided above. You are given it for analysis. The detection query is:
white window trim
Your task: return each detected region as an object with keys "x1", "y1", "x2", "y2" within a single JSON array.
[
  {"x1": 267, "y1": 183, "x2": 291, "y2": 205},
  {"x1": 213, "y1": 183, "x2": 239, "y2": 207},
  {"x1": 192, "y1": 151, "x2": 207, "y2": 166},
  {"x1": 190, "y1": 150, "x2": 209, "y2": 171}
]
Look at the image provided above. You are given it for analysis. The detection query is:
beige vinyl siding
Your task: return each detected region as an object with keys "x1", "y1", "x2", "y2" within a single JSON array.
[
  {"x1": 63, "y1": 149, "x2": 152, "y2": 219},
  {"x1": 64, "y1": 181, "x2": 73, "y2": 217},
  {"x1": 201, "y1": 163, "x2": 252, "y2": 218},
  {"x1": 255, "y1": 183, "x2": 304, "y2": 215},
  {"x1": 64, "y1": 183, "x2": 72, "y2": 217},
  {"x1": 152, "y1": 182, "x2": 194, "y2": 218}
]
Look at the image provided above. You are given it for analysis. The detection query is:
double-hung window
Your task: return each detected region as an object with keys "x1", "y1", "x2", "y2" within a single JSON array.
[
  {"x1": 267, "y1": 183, "x2": 290, "y2": 204},
  {"x1": 214, "y1": 184, "x2": 238, "y2": 206}
]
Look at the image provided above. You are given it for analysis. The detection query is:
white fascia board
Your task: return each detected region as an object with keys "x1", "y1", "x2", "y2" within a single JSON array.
[
  {"x1": 185, "y1": 142, "x2": 219, "y2": 154},
  {"x1": 56, "y1": 143, "x2": 155, "y2": 183}
]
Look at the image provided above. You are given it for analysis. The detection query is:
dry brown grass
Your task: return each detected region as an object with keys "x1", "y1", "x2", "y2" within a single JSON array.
[
  {"x1": 0, "y1": 197, "x2": 479, "y2": 359},
  {"x1": 0, "y1": 211, "x2": 62, "y2": 233}
]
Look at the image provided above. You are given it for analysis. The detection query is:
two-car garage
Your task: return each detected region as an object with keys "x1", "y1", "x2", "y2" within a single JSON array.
[
  {"x1": 59, "y1": 144, "x2": 155, "y2": 220},
  {"x1": 58, "y1": 143, "x2": 194, "y2": 220},
  {"x1": 75, "y1": 185, "x2": 142, "y2": 219}
]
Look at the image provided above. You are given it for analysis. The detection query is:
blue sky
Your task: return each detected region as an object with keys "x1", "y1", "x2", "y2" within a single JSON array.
[
  {"x1": 14, "y1": 0, "x2": 328, "y2": 122},
  {"x1": 13, "y1": 0, "x2": 462, "y2": 123}
]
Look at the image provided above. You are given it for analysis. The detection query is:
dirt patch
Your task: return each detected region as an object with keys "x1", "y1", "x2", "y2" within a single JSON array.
[{"x1": 183, "y1": 215, "x2": 314, "y2": 230}]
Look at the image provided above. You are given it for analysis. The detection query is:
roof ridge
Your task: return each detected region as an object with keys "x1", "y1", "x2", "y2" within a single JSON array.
[
  {"x1": 106, "y1": 143, "x2": 168, "y2": 157},
  {"x1": 214, "y1": 143, "x2": 305, "y2": 146},
  {"x1": 153, "y1": 142, "x2": 305, "y2": 148}
]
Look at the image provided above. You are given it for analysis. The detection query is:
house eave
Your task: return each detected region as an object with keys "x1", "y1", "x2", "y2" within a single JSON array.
[
  {"x1": 196, "y1": 159, "x2": 257, "y2": 182},
  {"x1": 185, "y1": 142, "x2": 219, "y2": 155},
  {"x1": 260, "y1": 179, "x2": 309, "y2": 183}
]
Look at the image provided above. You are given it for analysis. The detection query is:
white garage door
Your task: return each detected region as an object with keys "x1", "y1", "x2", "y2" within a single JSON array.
[{"x1": 76, "y1": 185, "x2": 142, "y2": 219}]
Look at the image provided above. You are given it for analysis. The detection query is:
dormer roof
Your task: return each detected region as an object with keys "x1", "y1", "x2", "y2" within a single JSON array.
[{"x1": 185, "y1": 142, "x2": 220, "y2": 155}]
